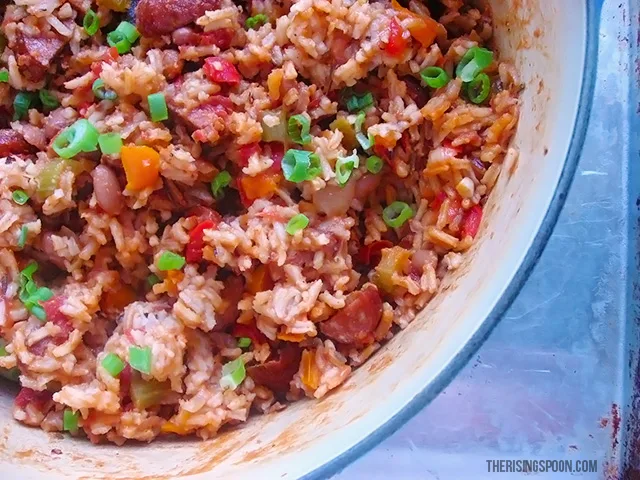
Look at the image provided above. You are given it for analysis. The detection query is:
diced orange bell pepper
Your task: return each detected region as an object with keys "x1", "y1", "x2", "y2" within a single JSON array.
[
  {"x1": 391, "y1": 0, "x2": 439, "y2": 48},
  {"x1": 301, "y1": 349, "x2": 320, "y2": 390},
  {"x1": 246, "y1": 264, "x2": 274, "y2": 294},
  {"x1": 101, "y1": 283, "x2": 136, "y2": 314},
  {"x1": 161, "y1": 411, "x2": 192, "y2": 434},
  {"x1": 121, "y1": 145, "x2": 160, "y2": 191},
  {"x1": 164, "y1": 270, "x2": 184, "y2": 296},
  {"x1": 277, "y1": 332, "x2": 306, "y2": 342},
  {"x1": 238, "y1": 171, "x2": 282, "y2": 204},
  {"x1": 373, "y1": 246, "x2": 411, "y2": 294}
]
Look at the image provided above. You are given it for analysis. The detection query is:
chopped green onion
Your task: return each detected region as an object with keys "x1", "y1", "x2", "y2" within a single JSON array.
[
  {"x1": 0, "y1": 339, "x2": 7, "y2": 357},
  {"x1": 102, "y1": 353, "x2": 125, "y2": 377},
  {"x1": 285, "y1": 213, "x2": 309, "y2": 235},
  {"x1": 0, "y1": 70, "x2": 8, "y2": 83},
  {"x1": 346, "y1": 92, "x2": 374, "y2": 112},
  {"x1": 355, "y1": 111, "x2": 366, "y2": 132},
  {"x1": 335, "y1": 152, "x2": 359, "y2": 186},
  {"x1": 366, "y1": 155, "x2": 383, "y2": 174},
  {"x1": 420, "y1": 66, "x2": 450, "y2": 89},
  {"x1": 287, "y1": 114, "x2": 312, "y2": 145},
  {"x1": 245, "y1": 13, "x2": 268, "y2": 29},
  {"x1": 115, "y1": 21, "x2": 140, "y2": 43},
  {"x1": 157, "y1": 251, "x2": 185, "y2": 271},
  {"x1": 383, "y1": 201, "x2": 414, "y2": 228},
  {"x1": 17, "y1": 225, "x2": 28, "y2": 248},
  {"x1": 148, "y1": 92, "x2": 168, "y2": 122},
  {"x1": 237, "y1": 337, "x2": 251, "y2": 348},
  {"x1": 52, "y1": 119, "x2": 99, "y2": 159},
  {"x1": 467, "y1": 72, "x2": 491, "y2": 104},
  {"x1": 356, "y1": 132, "x2": 374, "y2": 151},
  {"x1": 282, "y1": 149, "x2": 321, "y2": 183},
  {"x1": 98, "y1": 132, "x2": 122, "y2": 155},
  {"x1": 92, "y1": 79, "x2": 117, "y2": 101},
  {"x1": 63, "y1": 409, "x2": 79, "y2": 433},
  {"x1": 219, "y1": 357, "x2": 246, "y2": 390},
  {"x1": 107, "y1": 31, "x2": 131, "y2": 54},
  {"x1": 129, "y1": 346, "x2": 152, "y2": 374},
  {"x1": 12, "y1": 190, "x2": 29, "y2": 205},
  {"x1": 211, "y1": 170, "x2": 231, "y2": 199},
  {"x1": 18, "y1": 263, "x2": 53, "y2": 322},
  {"x1": 38, "y1": 90, "x2": 59, "y2": 109},
  {"x1": 83, "y1": 9, "x2": 100, "y2": 36},
  {"x1": 147, "y1": 274, "x2": 160, "y2": 287},
  {"x1": 13, "y1": 92, "x2": 36, "y2": 121},
  {"x1": 456, "y1": 46, "x2": 493, "y2": 83},
  {"x1": 31, "y1": 304, "x2": 46, "y2": 322}
]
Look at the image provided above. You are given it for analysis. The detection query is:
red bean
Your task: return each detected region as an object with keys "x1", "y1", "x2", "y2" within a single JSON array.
[{"x1": 91, "y1": 165, "x2": 123, "y2": 215}]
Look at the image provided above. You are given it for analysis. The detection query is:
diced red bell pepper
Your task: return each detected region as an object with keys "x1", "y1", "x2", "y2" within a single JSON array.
[
  {"x1": 461, "y1": 205, "x2": 483, "y2": 239},
  {"x1": 431, "y1": 191, "x2": 447, "y2": 211},
  {"x1": 237, "y1": 143, "x2": 261, "y2": 167},
  {"x1": 355, "y1": 240, "x2": 393, "y2": 266},
  {"x1": 373, "y1": 144, "x2": 392, "y2": 165},
  {"x1": 232, "y1": 323, "x2": 268, "y2": 346},
  {"x1": 43, "y1": 296, "x2": 73, "y2": 338},
  {"x1": 14, "y1": 387, "x2": 52, "y2": 409},
  {"x1": 204, "y1": 57, "x2": 241, "y2": 85},
  {"x1": 185, "y1": 219, "x2": 218, "y2": 263},
  {"x1": 385, "y1": 18, "x2": 409, "y2": 56},
  {"x1": 266, "y1": 142, "x2": 284, "y2": 171}
]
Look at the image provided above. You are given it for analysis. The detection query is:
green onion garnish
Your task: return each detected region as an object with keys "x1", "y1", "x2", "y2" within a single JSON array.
[
  {"x1": 456, "y1": 46, "x2": 493, "y2": 83},
  {"x1": 157, "y1": 251, "x2": 186, "y2": 271},
  {"x1": 83, "y1": 9, "x2": 100, "y2": 36},
  {"x1": 383, "y1": 201, "x2": 414, "y2": 228},
  {"x1": 52, "y1": 119, "x2": 99, "y2": 159},
  {"x1": 237, "y1": 337, "x2": 251, "y2": 348},
  {"x1": 0, "y1": 339, "x2": 7, "y2": 357},
  {"x1": 98, "y1": 132, "x2": 122, "y2": 155},
  {"x1": 287, "y1": 114, "x2": 312, "y2": 145},
  {"x1": 219, "y1": 357, "x2": 246, "y2": 390},
  {"x1": 245, "y1": 13, "x2": 268, "y2": 29},
  {"x1": 107, "y1": 31, "x2": 131, "y2": 54},
  {"x1": 286, "y1": 213, "x2": 309, "y2": 235},
  {"x1": 148, "y1": 92, "x2": 168, "y2": 122},
  {"x1": 346, "y1": 92, "x2": 374, "y2": 112},
  {"x1": 467, "y1": 72, "x2": 491, "y2": 104},
  {"x1": 211, "y1": 170, "x2": 231, "y2": 199},
  {"x1": 420, "y1": 66, "x2": 450, "y2": 89},
  {"x1": 92, "y1": 79, "x2": 117, "y2": 101},
  {"x1": 12, "y1": 190, "x2": 29, "y2": 205},
  {"x1": 129, "y1": 346, "x2": 152, "y2": 374},
  {"x1": 335, "y1": 152, "x2": 359, "y2": 186},
  {"x1": 0, "y1": 70, "x2": 8, "y2": 83},
  {"x1": 63, "y1": 409, "x2": 79, "y2": 433},
  {"x1": 366, "y1": 155, "x2": 383, "y2": 174},
  {"x1": 13, "y1": 91, "x2": 36, "y2": 121},
  {"x1": 38, "y1": 90, "x2": 59, "y2": 109},
  {"x1": 147, "y1": 274, "x2": 160, "y2": 287},
  {"x1": 115, "y1": 21, "x2": 140, "y2": 43},
  {"x1": 354, "y1": 111, "x2": 373, "y2": 151},
  {"x1": 18, "y1": 263, "x2": 53, "y2": 322},
  {"x1": 17, "y1": 225, "x2": 28, "y2": 248},
  {"x1": 282, "y1": 149, "x2": 321, "y2": 183},
  {"x1": 102, "y1": 353, "x2": 125, "y2": 377}
]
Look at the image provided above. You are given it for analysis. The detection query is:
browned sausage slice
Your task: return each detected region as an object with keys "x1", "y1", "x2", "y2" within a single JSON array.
[
  {"x1": 212, "y1": 275, "x2": 244, "y2": 331},
  {"x1": 320, "y1": 285, "x2": 382, "y2": 346},
  {"x1": 0, "y1": 129, "x2": 32, "y2": 157},
  {"x1": 13, "y1": 33, "x2": 66, "y2": 83},
  {"x1": 247, "y1": 344, "x2": 302, "y2": 393},
  {"x1": 135, "y1": 0, "x2": 221, "y2": 37}
]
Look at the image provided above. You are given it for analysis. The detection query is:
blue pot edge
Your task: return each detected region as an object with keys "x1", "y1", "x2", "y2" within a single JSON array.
[{"x1": 302, "y1": 2, "x2": 602, "y2": 479}]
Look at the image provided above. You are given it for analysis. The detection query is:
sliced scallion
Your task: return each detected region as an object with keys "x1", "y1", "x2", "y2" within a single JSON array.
[
  {"x1": 420, "y1": 66, "x2": 450, "y2": 89},
  {"x1": 129, "y1": 346, "x2": 152, "y2": 374},
  {"x1": 107, "y1": 30, "x2": 131, "y2": 54},
  {"x1": 148, "y1": 92, "x2": 168, "y2": 122},
  {"x1": 245, "y1": 13, "x2": 268, "y2": 29},
  {"x1": 456, "y1": 46, "x2": 493, "y2": 83},
  {"x1": 467, "y1": 72, "x2": 491, "y2": 104},
  {"x1": 52, "y1": 119, "x2": 99, "y2": 159},
  {"x1": 282, "y1": 149, "x2": 321, "y2": 183},
  {"x1": 211, "y1": 170, "x2": 231, "y2": 199},
  {"x1": 346, "y1": 92, "x2": 374, "y2": 113},
  {"x1": 335, "y1": 152, "x2": 359, "y2": 186},
  {"x1": 98, "y1": 132, "x2": 122, "y2": 155},
  {"x1": 237, "y1": 337, "x2": 251, "y2": 348},
  {"x1": 17, "y1": 225, "x2": 28, "y2": 248},
  {"x1": 115, "y1": 21, "x2": 140, "y2": 43},
  {"x1": 83, "y1": 9, "x2": 100, "y2": 36},
  {"x1": 0, "y1": 70, "x2": 8, "y2": 83},
  {"x1": 38, "y1": 90, "x2": 59, "y2": 109},
  {"x1": 219, "y1": 357, "x2": 246, "y2": 390},
  {"x1": 92, "y1": 79, "x2": 117, "y2": 101},
  {"x1": 12, "y1": 190, "x2": 29, "y2": 205},
  {"x1": 13, "y1": 92, "x2": 36, "y2": 120},
  {"x1": 366, "y1": 155, "x2": 383, "y2": 174},
  {"x1": 157, "y1": 251, "x2": 185, "y2": 271},
  {"x1": 147, "y1": 274, "x2": 160, "y2": 287},
  {"x1": 287, "y1": 114, "x2": 311, "y2": 145},
  {"x1": 383, "y1": 201, "x2": 414, "y2": 228},
  {"x1": 63, "y1": 409, "x2": 79, "y2": 433},
  {"x1": 285, "y1": 213, "x2": 309, "y2": 235}
]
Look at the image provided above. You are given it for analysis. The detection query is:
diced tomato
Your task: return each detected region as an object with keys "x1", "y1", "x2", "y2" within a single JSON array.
[
  {"x1": 237, "y1": 143, "x2": 260, "y2": 167},
  {"x1": 373, "y1": 144, "x2": 392, "y2": 164},
  {"x1": 266, "y1": 142, "x2": 284, "y2": 171},
  {"x1": 385, "y1": 18, "x2": 409, "y2": 56},
  {"x1": 461, "y1": 205, "x2": 483, "y2": 238},
  {"x1": 43, "y1": 296, "x2": 73, "y2": 338},
  {"x1": 204, "y1": 57, "x2": 241, "y2": 85},
  {"x1": 431, "y1": 191, "x2": 447, "y2": 211},
  {"x1": 232, "y1": 323, "x2": 268, "y2": 345},
  {"x1": 90, "y1": 47, "x2": 120, "y2": 77},
  {"x1": 207, "y1": 95, "x2": 234, "y2": 115},
  {"x1": 185, "y1": 219, "x2": 218, "y2": 263},
  {"x1": 14, "y1": 387, "x2": 52, "y2": 410},
  {"x1": 119, "y1": 364, "x2": 132, "y2": 403},
  {"x1": 355, "y1": 240, "x2": 393, "y2": 266},
  {"x1": 448, "y1": 196, "x2": 463, "y2": 220},
  {"x1": 199, "y1": 29, "x2": 234, "y2": 49},
  {"x1": 78, "y1": 101, "x2": 93, "y2": 117},
  {"x1": 186, "y1": 206, "x2": 222, "y2": 224}
]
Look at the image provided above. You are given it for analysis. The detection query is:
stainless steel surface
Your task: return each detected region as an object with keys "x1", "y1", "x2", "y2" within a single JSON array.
[{"x1": 336, "y1": 2, "x2": 635, "y2": 478}]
